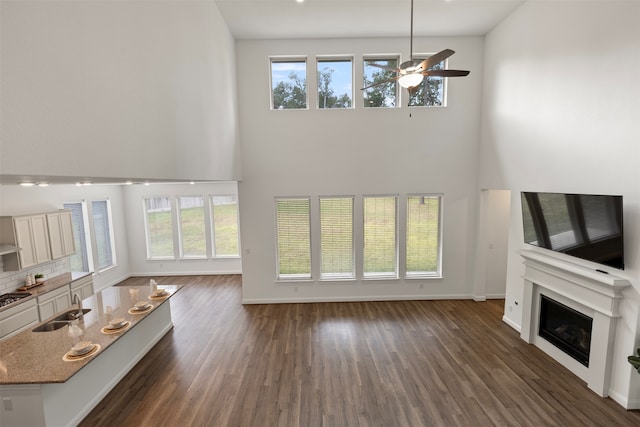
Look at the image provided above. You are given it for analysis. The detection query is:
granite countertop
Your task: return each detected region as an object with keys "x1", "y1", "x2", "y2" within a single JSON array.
[
  {"x1": 0, "y1": 272, "x2": 93, "y2": 314},
  {"x1": 0, "y1": 284, "x2": 181, "y2": 385}
]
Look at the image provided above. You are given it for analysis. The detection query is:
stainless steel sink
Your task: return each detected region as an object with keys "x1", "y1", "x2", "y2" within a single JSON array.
[{"x1": 32, "y1": 308, "x2": 91, "y2": 332}]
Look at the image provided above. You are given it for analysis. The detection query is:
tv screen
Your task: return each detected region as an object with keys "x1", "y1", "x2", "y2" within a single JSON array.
[{"x1": 521, "y1": 192, "x2": 624, "y2": 270}]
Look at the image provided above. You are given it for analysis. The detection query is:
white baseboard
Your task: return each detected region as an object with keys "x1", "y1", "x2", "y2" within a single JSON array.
[
  {"x1": 129, "y1": 271, "x2": 242, "y2": 277},
  {"x1": 242, "y1": 294, "x2": 475, "y2": 304},
  {"x1": 501, "y1": 315, "x2": 521, "y2": 333}
]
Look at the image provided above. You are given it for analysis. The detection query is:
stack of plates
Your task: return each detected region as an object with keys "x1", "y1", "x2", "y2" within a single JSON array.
[
  {"x1": 133, "y1": 301, "x2": 151, "y2": 311},
  {"x1": 70, "y1": 341, "x2": 94, "y2": 357},
  {"x1": 106, "y1": 317, "x2": 127, "y2": 330}
]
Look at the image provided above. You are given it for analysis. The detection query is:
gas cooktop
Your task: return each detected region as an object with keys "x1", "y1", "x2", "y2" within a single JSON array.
[{"x1": 0, "y1": 292, "x2": 32, "y2": 308}]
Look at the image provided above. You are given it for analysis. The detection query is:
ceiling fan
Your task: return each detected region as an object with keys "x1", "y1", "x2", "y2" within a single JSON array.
[{"x1": 361, "y1": 0, "x2": 470, "y2": 96}]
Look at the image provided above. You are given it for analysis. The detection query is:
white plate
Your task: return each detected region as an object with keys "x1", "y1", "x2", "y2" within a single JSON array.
[{"x1": 153, "y1": 290, "x2": 167, "y2": 297}]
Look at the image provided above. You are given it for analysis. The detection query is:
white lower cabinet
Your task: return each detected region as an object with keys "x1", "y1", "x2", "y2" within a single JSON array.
[
  {"x1": 37, "y1": 285, "x2": 72, "y2": 321},
  {"x1": 70, "y1": 276, "x2": 94, "y2": 301},
  {"x1": 0, "y1": 299, "x2": 39, "y2": 340}
]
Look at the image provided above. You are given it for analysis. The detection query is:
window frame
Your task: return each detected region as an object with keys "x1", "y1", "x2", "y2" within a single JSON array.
[
  {"x1": 143, "y1": 196, "x2": 176, "y2": 260},
  {"x1": 177, "y1": 195, "x2": 207, "y2": 259},
  {"x1": 362, "y1": 55, "x2": 400, "y2": 108},
  {"x1": 270, "y1": 56, "x2": 309, "y2": 110},
  {"x1": 406, "y1": 53, "x2": 448, "y2": 108},
  {"x1": 210, "y1": 194, "x2": 241, "y2": 258},
  {"x1": 316, "y1": 55, "x2": 354, "y2": 110},
  {"x1": 91, "y1": 199, "x2": 117, "y2": 273},
  {"x1": 405, "y1": 194, "x2": 443, "y2": 279},
  {"x1": 274, "y1": 197, "x2": 312, "y2": 281}
]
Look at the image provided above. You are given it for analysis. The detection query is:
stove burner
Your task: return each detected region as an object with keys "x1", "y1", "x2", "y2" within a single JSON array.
[{"x1": 0, "y1": 292, "x2": 32, "y2": 308}]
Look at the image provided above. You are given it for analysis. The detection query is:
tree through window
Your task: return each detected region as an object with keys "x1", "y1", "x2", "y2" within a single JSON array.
[
  {"x1": 317, "y1": 59, "x2": 352, "y2": 109},
  {"x1": 271, "y1": 59, "x2": 307, "y2": 109},
  {"x1": 363, "y1": 57, "x2": 399, "y2": 108}
]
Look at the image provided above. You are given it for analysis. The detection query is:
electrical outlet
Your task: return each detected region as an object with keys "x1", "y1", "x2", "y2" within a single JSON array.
[{"x1": 3, "y1": 398, "x2": 12, "y2": 410}]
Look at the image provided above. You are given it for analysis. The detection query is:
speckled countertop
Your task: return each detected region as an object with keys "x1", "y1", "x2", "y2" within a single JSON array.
[
  {"x1": 0, "y1": 284, "x2": 181, "y2": 385},
  {"x1": 0, "y1": 271, "x2": 93, "y2": 313}
]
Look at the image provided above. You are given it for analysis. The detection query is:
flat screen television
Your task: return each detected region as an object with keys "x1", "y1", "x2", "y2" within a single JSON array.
[{"x1": 520, "y1": 192, "x2": 624, "y2": 270}]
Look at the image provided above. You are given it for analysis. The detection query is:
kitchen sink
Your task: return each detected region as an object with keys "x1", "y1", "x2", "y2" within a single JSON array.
[{"x1": 32, "y1": 308, "x2": 92, "y2": 332}]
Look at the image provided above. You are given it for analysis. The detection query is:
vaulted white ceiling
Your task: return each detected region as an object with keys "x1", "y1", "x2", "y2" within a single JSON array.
[{"x1": 215, "y1": 0, "x2": 526, "y2": 39}]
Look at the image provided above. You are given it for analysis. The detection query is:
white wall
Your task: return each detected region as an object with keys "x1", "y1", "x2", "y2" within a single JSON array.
[
  {"x1": 480, "y1": 1, "x2": 640, "y2": 408},
  {"x1": 0, "y1": 0, "x2": 241, "y2": 182},
  {"x1": 237, "y1": 36, "x2": 484, "y2": 303},
  {"x1": 122, "y1": 182, "x2": 242, "y2": 276},
  {"x1": 0, "y1": 184, "x2": 131, "y2": 292}
]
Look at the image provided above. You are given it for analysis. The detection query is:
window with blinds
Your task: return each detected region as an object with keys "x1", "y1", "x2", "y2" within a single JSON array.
[
  {"x1": 144, "y1": 197, "x2": 175, "y2": 259},
  {"x1": 211, "y1": 195, "x2": 240, "y2": 257},
  {"x1": 406, "y1": 195, "x2": 442, "y2": 277},
  {"x1": 63, "y1": 202, "x2": 92, "y2": 273},
  {"x1": 178, "y1": 196, "x2": 206, "y2": 258},
  {"x1": 275, "y1": 198, "x2": 311, "y2": 280},
  {"x1": 363, "y1": 195, "x2": 398, "y2": 279},
  {"x1": 320, "y1": 196, "x2": 354, "y2": 280},
  {"x1": 91, "y1": 200, "x2": 116, "y2": 271}
]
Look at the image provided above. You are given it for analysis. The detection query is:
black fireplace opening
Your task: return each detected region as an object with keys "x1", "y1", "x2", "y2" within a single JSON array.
[{"x1": 538, "y1": 295, "x2": 593, "y2": 367}]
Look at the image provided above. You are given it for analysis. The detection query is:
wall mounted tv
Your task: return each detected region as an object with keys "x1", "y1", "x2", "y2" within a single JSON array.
[{"x1": 520, "y1": 192, "x2": 624, "y2": 270}]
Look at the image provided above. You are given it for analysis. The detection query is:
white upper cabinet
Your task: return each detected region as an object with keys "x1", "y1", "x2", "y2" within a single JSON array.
[
  {"x1": 47, "y1": 211, "x2": 75, "y2": 260},
  {"x1": 1, "y1": 210, "x2": 74, "y2": 271}
]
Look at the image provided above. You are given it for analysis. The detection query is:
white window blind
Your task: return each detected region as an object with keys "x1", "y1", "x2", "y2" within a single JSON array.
[
  {"x1": 63, "y1": 202, "x2": 92, "y2": 272},
  {"x1": 363, "y1": 196, "x2": 398, "y2": 279},
  {"x1": 276, "y1": 198, "x2": 311, "y2": 280},
  {"x1": 91, "y1": 200, "x2": 116, "y2": 271},
  {"x1": 211, "y1": 195, "x2": 240, "y2": 257},
  {"x1": 144, "y1": 197, "x2": 175, "y2": 259},
  {"x1": 320, "y1": 196, "x2": 354, "y2": 280},
  {"x1": 406, "y1": 195, "x2": 442, "y2": 277},
  {"x1": 178, "y1": 196, "x2": 206, "y2": 258}
]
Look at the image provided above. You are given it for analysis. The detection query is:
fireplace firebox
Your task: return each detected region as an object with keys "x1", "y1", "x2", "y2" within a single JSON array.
[{"x1": 538, "y1": 295, "x2": 593, "y2": 367}]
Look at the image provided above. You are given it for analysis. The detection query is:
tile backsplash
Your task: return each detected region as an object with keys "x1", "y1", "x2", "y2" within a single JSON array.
[{"x1": 0, "y1": 257, "x2": 70, "y2": 294}]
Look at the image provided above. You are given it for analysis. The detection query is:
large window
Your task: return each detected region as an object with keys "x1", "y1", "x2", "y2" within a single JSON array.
[
  {"x1": 317, "y1": 58, "x2": 353, "y2": 109},
  {"x1": 211, "y1": 195, "x2": 240, "y2": 257},
  {"x1": 63, "y1": 202, "x2": 92, "y2": 272},
  {"x1": 91, "y1": 200, "x2": 116, "y2": 271},
  {"x1": 275, "y1": 198, "x2": 311, "y2": 280},
  {"x1": 271, "y1": 59, "x2": 307, "y2": 109},
  {"x1": 363, "y1": 196, "x2": 398, "y2": 279},
  {"x1": 178, "y1": 196, "x2": 206, "y2": 258},
  {"x1": 320, "y1": 196, "x2": 354, "y2": 280},
  {"x1": 144, "y1": 197, "x2": 174, "y2": 259},
  {"x1": 408, "y1": 55, "x2": 445, "y2": 107},
  {"x1": 363, "y1": 57, "x2": 399, "y2": 108},
  {"x1": 406, "y1": 195, "x2": 442, "y2": 277}
]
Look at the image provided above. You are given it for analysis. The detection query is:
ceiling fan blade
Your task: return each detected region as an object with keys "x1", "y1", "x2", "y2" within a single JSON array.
[
  {"x1": 418, "y1": 49, "x2": 456, "y2": 71},
  {"x1": 421, "y1": 69, "x2": 470, "y2": 77},
  {"x1": 361, "y1": 76, "x2": 399, "y2": 90},
  {"x1": 367, "y1": 63, "x2": 400, "y2": 72}
]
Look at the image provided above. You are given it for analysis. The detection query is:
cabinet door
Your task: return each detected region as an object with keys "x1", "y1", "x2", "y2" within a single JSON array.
[
  {"x1": 60, "y1": 211, "x2": 76, "y2": 256},
  {"x1": 47, "y1": 213, "x2": 65, "y2": 259},
  {"x1": 13, "y1": 216, "x2": 37, "y2": 269},
  {"x1": 30, "y1": 214, "x2": 52, "y2": 265},
  {"x1": 37, "y1": 298, "x2": 57, "y2": 321},
  {"x1": 54, "y1": 292, "x2": 72, "y2": 313}
]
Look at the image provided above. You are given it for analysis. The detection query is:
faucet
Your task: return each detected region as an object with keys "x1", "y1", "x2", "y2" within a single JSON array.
[{"x1": 72, "y1": 293, "x2": 84, "y2": 321}]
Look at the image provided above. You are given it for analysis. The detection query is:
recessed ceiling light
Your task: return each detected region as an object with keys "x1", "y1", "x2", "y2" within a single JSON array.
[
  {"x1": 37, "y1": 183, "x2": 49, "y2": 187},
  {"x1": 296, "y1": 0, "x2": 304, "y2": 3},
  {"x1": 20, "y1": 182, "x2": 35, "y2": 187},
  {"x1": 124, "y1": 181, "x2": 133, "y2": 185}
]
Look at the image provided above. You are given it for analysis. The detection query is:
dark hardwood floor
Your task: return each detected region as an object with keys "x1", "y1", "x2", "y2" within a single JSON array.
[{"x1": 80, "y1": 275, "x2": 640, "y2": 426}]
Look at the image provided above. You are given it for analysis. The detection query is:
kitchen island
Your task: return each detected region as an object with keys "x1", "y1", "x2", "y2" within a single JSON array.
[{"x1": 0, "y1": 284, "x2": 181, "y2": 427}]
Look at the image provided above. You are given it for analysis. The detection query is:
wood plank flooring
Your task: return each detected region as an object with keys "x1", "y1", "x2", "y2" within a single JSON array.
[{"x1": 80, "y1": 275, "x2": 640, "y2": 426}]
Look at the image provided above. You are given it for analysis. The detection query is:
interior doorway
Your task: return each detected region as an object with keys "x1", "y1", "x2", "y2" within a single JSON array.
[{"x1": 474, "y1": 189, "x2": 511, "y2": 299}]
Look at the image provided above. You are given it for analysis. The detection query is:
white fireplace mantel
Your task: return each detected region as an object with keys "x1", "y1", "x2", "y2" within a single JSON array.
[{"x1": 519, "y1": 249, "x2": 631, "y2": 398}]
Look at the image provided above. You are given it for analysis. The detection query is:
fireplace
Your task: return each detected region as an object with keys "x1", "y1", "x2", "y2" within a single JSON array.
[
  {"x1": 519, "y1": 249, "x2": 630, "y2": 399},
  {"x1": 539, "y1": 295, "x2": 593, "y2": 367}
]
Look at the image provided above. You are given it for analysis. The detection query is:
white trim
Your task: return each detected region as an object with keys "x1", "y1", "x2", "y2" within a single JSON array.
[{"x1": 242, "y1": 293, "x2": 474, "y2": 304}]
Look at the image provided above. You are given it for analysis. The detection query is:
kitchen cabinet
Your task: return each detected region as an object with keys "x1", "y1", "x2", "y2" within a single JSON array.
[
  {"x1": 70, "y1": 275, "x2": 94, "y2": 301},
  {"x1": 0, "y1": 298, "x2": 39, "y2": 341},
  {"x1": 47, "y1": 210, "x2": 75, "y2": 259},
  {"x1": 37, "y1": 285, "x2": 72, "y2": 321},
  {"x1": 1, "y1": 215, "x2": 52, "y2": 270}
]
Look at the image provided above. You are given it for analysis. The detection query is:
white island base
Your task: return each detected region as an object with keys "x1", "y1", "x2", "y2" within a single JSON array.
[{"x1": 0, "y1": 302, "x2": 173, "y2": 427}]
